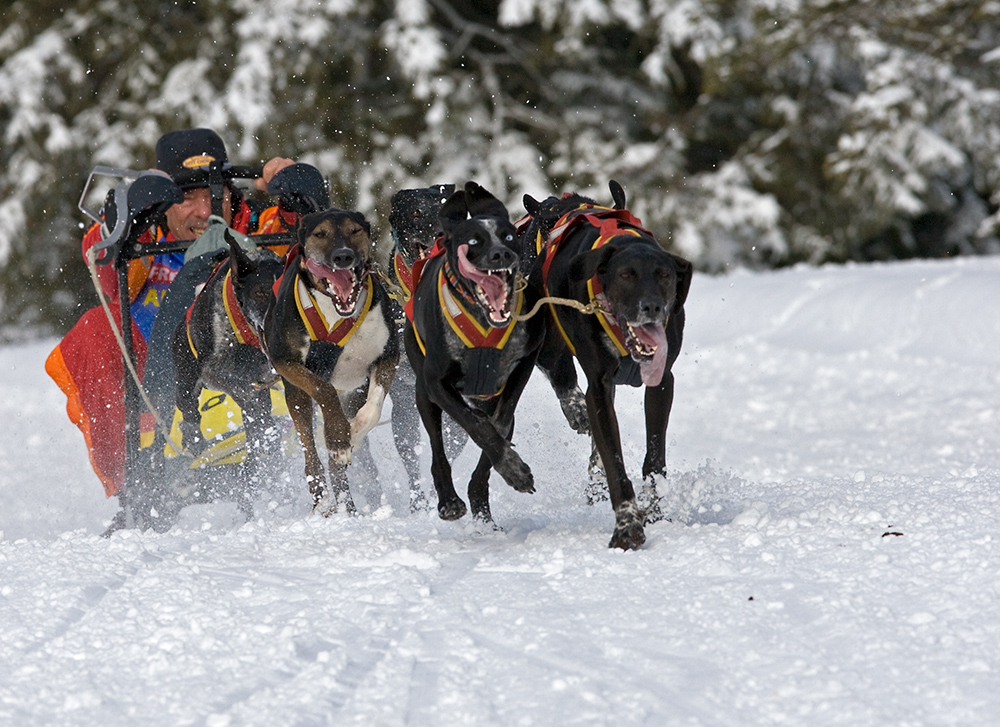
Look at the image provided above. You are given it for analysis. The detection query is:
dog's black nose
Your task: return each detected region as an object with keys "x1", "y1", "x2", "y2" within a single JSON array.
[
  {"x1": 488, "y1": 246, "x2": 518, "y2": 269},
  {"x1": 639, "y1": 298, "x2": 665, "y2": 321},
  {"x1": 330, "y1": 248, "x2": 357, "y2": 269}
]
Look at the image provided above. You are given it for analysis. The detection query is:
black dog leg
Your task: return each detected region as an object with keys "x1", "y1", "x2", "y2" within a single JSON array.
[
  {"x1": 585, "y1": 375, "x2": 645, "y2": 550},
  {"x1": 172, "y1": 325, "x2": 206, "y2": 455},
  {"x1": 638, "y1": 371, "x2": 674, "y2": 523},
  {"x1": 415, "y1": 379, "x2": 466, "y2": 520},
  {"x1": 467, "y1": 411, "x2": 518, "y2": 526},
  {"x1": 467, "y1": 451, "x2": 495, "y2": 524},
  {"x1": 537, "y1": 341, "x2": 590, "y2": 435}
]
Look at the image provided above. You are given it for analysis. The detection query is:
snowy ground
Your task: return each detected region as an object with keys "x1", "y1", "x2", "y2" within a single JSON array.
[{"x1": 2, "y1": 256, "x2": 1000, "y2": 726}]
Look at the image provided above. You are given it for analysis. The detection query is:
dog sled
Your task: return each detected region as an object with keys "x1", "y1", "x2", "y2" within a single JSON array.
[{"x1": 74, "y1": 164, "x2": 320, "y2": 533}]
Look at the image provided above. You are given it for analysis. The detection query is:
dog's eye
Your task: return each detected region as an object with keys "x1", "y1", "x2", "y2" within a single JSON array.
[
  {"x1": 504, "y1": 234, "x2": 514, "y2": 242},
  {"x1": 467, "y1": 238, "x2": 478, "y2": 246}
]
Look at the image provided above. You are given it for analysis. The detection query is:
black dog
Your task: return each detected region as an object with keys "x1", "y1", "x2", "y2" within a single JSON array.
[
  {"x1": 387, "y1": 186, "x2": 591, "y2": 507},
  {"x1": 264, "y1": 208, "x2": 399, "y2": 514},
  {"x1": 384, "y1": 185, "x2": 470, "y2": 506},
  {"x1": 387, "y1": 184, "x2": 456, "y2": 292},
  {"x1": 524, "y1": 180, "x2": 692, "y2": 550},
  {"x1": 171, "y1": 232, "x2": 284, "y2": 516},
  {"x1": 404, "y1": 181, "x2": 544, "y2": 523}
]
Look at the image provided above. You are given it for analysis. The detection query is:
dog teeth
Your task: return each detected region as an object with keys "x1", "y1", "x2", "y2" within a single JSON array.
[{"x1": 625, "y1": 322, "x2": 658, "y2": 356}]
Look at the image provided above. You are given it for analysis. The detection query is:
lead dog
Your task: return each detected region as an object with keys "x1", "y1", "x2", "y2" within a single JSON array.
[
  {"x1": 524, "y1": 180, "x2": 692, "y2": 550},
  {"x1": 172, "y1": 232, "x2": 284, "y2": 517},
  {"x1": 263, "y1": 208, "x2": 399, "y2": 514},
  {"x1": 403, "y1": 182, "x2": 544, "y2": 523}
]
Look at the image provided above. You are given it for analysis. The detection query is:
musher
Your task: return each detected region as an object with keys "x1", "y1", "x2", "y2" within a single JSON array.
[{"x1": 45, "y1": 128, "x2": 315, "y2": 530}]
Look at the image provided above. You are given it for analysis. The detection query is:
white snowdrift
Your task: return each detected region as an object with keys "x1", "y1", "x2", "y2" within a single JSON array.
[{"x1": 2, "y1": 256, "x2": 999, "y2": 726}]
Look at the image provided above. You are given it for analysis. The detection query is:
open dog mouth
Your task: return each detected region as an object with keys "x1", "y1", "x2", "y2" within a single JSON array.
[
  {"x1": 623, "y1": 319, "x2": 669, "y2": 386},
  {"x1": 457, "y1": 245, "x2": 515, "y2": 325},
  {"x1": 306, "y1": 258, "x2": 362, "y2": 316}
]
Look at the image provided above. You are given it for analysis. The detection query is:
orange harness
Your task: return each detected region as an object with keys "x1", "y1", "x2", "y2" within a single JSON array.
[
  {"x1": 538, "y1": 205, "x2": 651, "y2": 357},
  {"x1": 275, "y1": 243, "x2": 374, "y2": 346}
]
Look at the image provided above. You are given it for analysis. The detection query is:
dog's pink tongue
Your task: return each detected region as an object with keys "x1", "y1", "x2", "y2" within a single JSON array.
[
  {"x1": 634, "y1": 323, "x2": 669, "y2": 386},
  {"x1": 457, "y1": 245, "x2": 507, "y2": 310},
  {"x1": 306, "y1": 259, "x2": 355, "y2": 302},
  {"x1": 328, "y1": 268, "x2": 356, "y2": 301}
]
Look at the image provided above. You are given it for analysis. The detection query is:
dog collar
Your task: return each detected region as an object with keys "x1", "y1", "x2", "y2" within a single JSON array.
[
  {"x1": 442, "y1": 259, "x2": 482, "y2": 311},
  {"x1": 437, "y1": 265, "x2": 522, "y2": 350},
  {"x1": 294, "y1": 272, "x2": 374, "y2": 345},
  {"x1": 222, "y1": 269, "x2": 262, "y2": 349}
]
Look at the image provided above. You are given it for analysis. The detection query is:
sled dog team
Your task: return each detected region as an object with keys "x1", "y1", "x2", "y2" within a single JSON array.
[
  {"x1": 186, "y1": 180, "x2": 691, "y2": 550},
  {"x1": 56, "y1": 132, "x2": 691, "y2": 551}
]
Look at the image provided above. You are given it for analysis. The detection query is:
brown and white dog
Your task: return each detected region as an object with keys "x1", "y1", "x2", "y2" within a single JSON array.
[{"x1": 263, "y1": 208, "x2": 399, "y2": 514}]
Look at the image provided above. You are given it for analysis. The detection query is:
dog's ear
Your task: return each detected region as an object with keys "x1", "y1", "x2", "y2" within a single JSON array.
[
  {"x1": 464, "y1": 181, "x2": 508, "y2": 220},
  {"x1": 569, "y1": 244, "x2": 617, "y2": 282},
  {"x1": 609, "y1": 180, "x2": 626, "y2": 210},
  {"x1": 523, "y1": 194, "x2": 543, "y2": 218},
  {"x1": 438, "y1": 189, "x2": 468, "y2": 236},
  {"x1": 669, "y1": 253, "x2": 693, "y2": 313},
  {"x1": 227, "y1": 229, "x2": 255, "y2": 282},
  {"x1": 351, "y1": 211, "x2": 372, "y2": 238}
]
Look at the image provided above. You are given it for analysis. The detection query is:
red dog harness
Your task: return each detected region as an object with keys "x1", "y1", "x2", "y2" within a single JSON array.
[
  {"x1": 186, "y1": 264, "x2": 261, "y2": 358},
  {"x1": 392, "y1": 250, "x2": 416, "y2": 300},
  {"x1": 222, "y1": 269, "x2": 261, "y2": 348},
  {"x1": 404, "y1": 239, "x2": 523, "y2": 355},
  {"x1": 277, "y1": 243, "x2": 374, "y2": 346},
  {"x1": 537, "y1": 205, "x2": 652, "y2": 357}
]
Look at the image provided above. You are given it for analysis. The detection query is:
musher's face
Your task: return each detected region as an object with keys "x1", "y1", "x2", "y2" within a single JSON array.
[{"x1": 164, "y1": 186, "x2": 232, "y2": 240}]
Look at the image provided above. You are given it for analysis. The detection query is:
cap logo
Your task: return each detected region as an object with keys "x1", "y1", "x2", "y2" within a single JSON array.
[{"x1": 182, "y1": 154, "x2": 215, "y2": 169}]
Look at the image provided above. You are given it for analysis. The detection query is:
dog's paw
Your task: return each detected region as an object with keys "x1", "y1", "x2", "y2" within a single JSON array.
[
  {"x1": 585, "y1": 442, "x2": 607, "y2": 505},
  {"x1": 558, "y1": 389, "x2": 590, "y2": 434},
  {"x1": 350, "y1": 401, "x2": 383, "y2": 450},
  {"x1": 584, "y1": 478, "x2": 609, "y2": 506},
  {"x1": 609, "y1": 500, "x2": 646, "y2": 550},
  {"x1": 437, "y1": 497, "x2": 468, "y2": 521},
  {"x1": 338, "y1": 490, "x2": 358, "y2": 516},
  {"x1": 496, "y1": 448, "x2": 535, "y2": 493},
  {"x1": 409, "y1": 487, "x2": 430, "y2": 513},
  {"x1": 313, "y1": 496, "x2": 336, "y2": 518},
  {"x1": 331, "y1": 446, "x2": 353, "y2": 466},
  {"x1": 638, "y1": 478, "x2": 669, "y2": 525}
]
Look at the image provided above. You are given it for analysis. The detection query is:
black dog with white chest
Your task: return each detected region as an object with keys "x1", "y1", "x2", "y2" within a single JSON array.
[
  {"x1": 404, "y1": 181, "x2": 544, "y2": 523},
  {"x1": 524, "y1": 180, "x2": 692, "y2": 550},
  {"x1": 264, "y1": 208, "x2": 399, "y2": 515}
]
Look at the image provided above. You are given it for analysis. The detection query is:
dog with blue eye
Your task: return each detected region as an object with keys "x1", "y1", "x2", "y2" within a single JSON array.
[{"x1": 403, "y1": 182, "x2": 545, "y2": 525}]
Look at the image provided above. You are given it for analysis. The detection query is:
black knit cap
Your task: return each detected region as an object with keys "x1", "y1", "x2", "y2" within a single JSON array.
[{"x1": 155, "y1": 128, "x2": 232, "y2": 190}]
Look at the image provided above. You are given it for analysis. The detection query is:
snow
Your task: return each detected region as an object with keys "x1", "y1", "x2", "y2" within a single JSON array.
[{"x1": 3, "y1": 255, "x2": 1000, "y2": 725}]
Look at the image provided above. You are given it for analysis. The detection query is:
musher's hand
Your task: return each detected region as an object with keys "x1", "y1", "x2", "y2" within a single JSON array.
[{"x1": 255, "y1": 157, "x2": 295, "y2": 192}]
